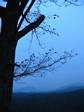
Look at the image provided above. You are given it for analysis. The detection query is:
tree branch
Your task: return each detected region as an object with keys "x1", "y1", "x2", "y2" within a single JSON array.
[
  {"x1": 14, "y1": 50, "x2": 76, "y2": 79},
  {"x1": 17, "y1": 0, "x2": 35, "y2": 31},
  {"x1": 19, "y1": 0, "x2": 29, "y2": 12},
  {"x1": 16, "y1": 15, "x2": 45, "y2": 39}
]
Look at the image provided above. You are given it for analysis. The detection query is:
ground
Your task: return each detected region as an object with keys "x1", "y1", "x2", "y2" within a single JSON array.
[{"x1": 9, "y1": 89, "x2": 84, "y2": 112}]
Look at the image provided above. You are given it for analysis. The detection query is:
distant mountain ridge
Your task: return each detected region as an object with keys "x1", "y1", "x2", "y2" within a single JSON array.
[
  {"x1": 55, "y1": 84, "x2": 84, "y2": 93},
  {"x1": 13, "y1": 83, "x2": 84, "y2": 93},
  {"x1": 13, "y1": 85, "x2": 40, "y2": 93}
]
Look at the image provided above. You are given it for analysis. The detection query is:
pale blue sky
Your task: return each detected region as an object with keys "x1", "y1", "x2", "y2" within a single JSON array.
[{"x1": 13, "y1": 2, "x2": 84, "y2": 92}]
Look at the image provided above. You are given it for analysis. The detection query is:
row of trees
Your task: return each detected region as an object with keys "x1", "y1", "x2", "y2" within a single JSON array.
[{"x1": 0, "y1": 0, "x2": 79, "y2": 111}]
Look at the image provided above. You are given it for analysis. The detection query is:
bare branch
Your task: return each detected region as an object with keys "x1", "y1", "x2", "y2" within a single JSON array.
[
  {"x1": 64, "y1": 0, "x2": 80, "y2": 6},
  {"x1": 17, "y1": 0, "x2": 35, "y2": 31},
  {"x1": 19, "y1": 0, "x2": 29, "y2": 13},
  {"x1": 16, "y1": 15, "x2": 45, "y2": 39},
  {"x1": 14, "y1": 50, "x2": 77, "y2": 80}
]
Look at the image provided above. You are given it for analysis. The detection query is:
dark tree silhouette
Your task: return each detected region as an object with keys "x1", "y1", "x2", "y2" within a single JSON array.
[{"x1": 0, "y1": 0, "x2": 79, "y2": 111}]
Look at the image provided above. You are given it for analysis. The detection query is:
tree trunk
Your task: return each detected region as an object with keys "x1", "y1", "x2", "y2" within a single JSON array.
[
  {"x1": 0, "y1": 36, "x2": 17, "y2": 111},
  {"x1": 0, "y1": 1, "x2": 19, "y2": 111}
]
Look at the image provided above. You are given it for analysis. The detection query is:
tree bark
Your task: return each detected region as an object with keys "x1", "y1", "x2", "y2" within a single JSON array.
[
  {"x1": 0, "y1": 35, "x2": 17, "y2": 111},
  {"x1": 0, "y1": 1, "x2": 45, "y2": 111},
  {"x1": 0, "y1": 1, "x2": 19, "y2": 111}
]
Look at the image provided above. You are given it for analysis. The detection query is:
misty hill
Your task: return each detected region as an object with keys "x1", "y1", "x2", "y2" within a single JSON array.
[
  {"x1": 13, "y1": 82, "x2": 84, "y2": 93},
  {"x1": 13, "y1": 85, "x2": 40, "y2": 93},
  {"x1": 10, "y1": 88, "x2": 84, "y2": 112},
  {"x1": 55, "y1": 84, "x2": 84, "y2": 93}
]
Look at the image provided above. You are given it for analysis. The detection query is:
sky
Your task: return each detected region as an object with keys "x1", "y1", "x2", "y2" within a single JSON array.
[{"x1": 0, "y1": 0, "x2": 84, "y2": 93}]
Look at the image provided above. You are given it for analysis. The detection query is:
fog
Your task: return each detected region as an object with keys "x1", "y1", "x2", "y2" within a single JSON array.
[{"x1": 0, "y1": 0, "x2": 84, "y2": 93}]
